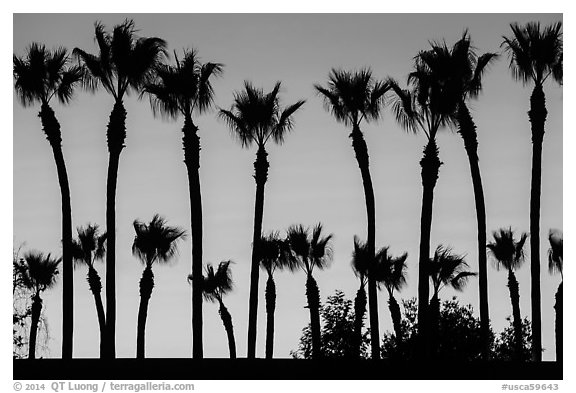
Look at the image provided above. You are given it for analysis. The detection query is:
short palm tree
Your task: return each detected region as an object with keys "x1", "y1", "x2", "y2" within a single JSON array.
[
  {"x1": 190, "y1": 261, "x2": 236, "y2": 359},
  {"x1": 285, "y1": 223, "x2": 334, "y2": 359},
  {"x1": 423, "y1": 32, "x2": 498, "y2": 359},
  {"x1": 142, "y1": 49, "x2": 223, "y2": 359},
  {"x1": 428, "y1": 245, "x2": 476, "y2": 357},
  {"x1": 74, "y1": 20, "x2": 167, "y2": 358},
  {"x1": 351, "y1": 236, "x2": 370, "y2": 358},
  {"x1": 487, "y1": 227, "x2": 528, "y2": 361},
  {"x1": 388, "y1": 52, "x2": 457, "y2": 357},
  {"x1": 19, "y1": 251, "x2": 61, "y2": 359},
  {"x1": 258, "y1": 231, "x2": 295, "y2": 359},
  {"x1": 502, "y1": 21, "x2": 562, "y2": 361},
  {"x1": 71, "y1": 224, "x2": 107, "y2": 357},
  {"x1": 374, "y1": 246, "x2": 409, "y2": 347},
  {"x1": 315, "y1": 69, "x2": 389, "y2": 359},
  {"x1": 13, "y1": 43, "x2": 83, "y2": 359},
  {"x1": 132, "y1": 214, "x2": 186, "y2": 359},
  {"x1": 219, "y1": 82, "x2": 305, "y2": 358},
  {"x1": 548, "y1": 229, "x2": 562, "y2": 362}
]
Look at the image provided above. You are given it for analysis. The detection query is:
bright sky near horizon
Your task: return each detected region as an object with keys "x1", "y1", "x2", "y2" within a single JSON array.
[{"x1": 13, "y1": 13, "x2": 562, "y2": 360}]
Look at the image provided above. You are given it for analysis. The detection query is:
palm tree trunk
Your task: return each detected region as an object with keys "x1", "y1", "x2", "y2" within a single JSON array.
[
  {"x1": 182, "y1": 114, "x2": 204, "y2": 359},
  {"x1": 507, "y1": 269, "x2": 523, "y2": 361},
  {"x1": 39, "y1": 103, "x2": 73, "y2": 359},
  {"x1": 87, "y1": 266, "x2": 106, "y2": 358},
  {"x1": 29, "y1": 293, "x2": 43, "y2": 359},
  {"x1": 528, "y1": 83, "x2": 547, "y2": 363},
  {"x1": 388, "y1": 293, "x2": 403, "y2": 347},
  {"x1": 137, "y1": 265, "x2": 154, "y2": 359},
  {"x1": 350, "y1": 124, "x2": 379, "y2": 359},
  {"x1": 353, "y1": 284, "x2": 367, "y2": 358},
  {"x1": 457, "y1": 102, "x2": 490, "y2": 360},
  {"x1": 218, "y1": 300, "x2": 237, "y2": 359},
  {"x1": 265, "y1": 273, "x2": 276, "y2": 359},
  {"x1": 417, "y1": 138, "x2": 442, "y2": 359},
  {"x1": 247, "y1": 144, "x2": 269, "y2": 359},
  {"x1": 104, "y1": 100, "x2": 127, "y2": 359},
  {"x1": 429, "y1": 294, "x2": 440, "y2": 358},
  {"x1": 555, "y1": 281, "x2": 562, "y2": 362},
  {"x1": 306, "y1": 273, "x2": 322, "y2": 359}
]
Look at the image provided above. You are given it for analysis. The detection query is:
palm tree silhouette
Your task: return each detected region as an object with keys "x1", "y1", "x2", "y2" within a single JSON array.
[
  {"x1": 258, "y1": 231, "x2": 295, "y2": 359},
  {"x1": 547, "y1": 229, "x2": 562, "y2": 362},
  {"x1": 427, "y1": 245, "x2": 476, "y2": 357},
  {"x1": 74, "y1": 20, "x2": 167, "y2": 358},
  {"x1": 351, "y1": 236, "x2": 370, "y2": 358},
  {"x1": 423, "y1": 32, "x2": 498, "y2": 359},
  {"x1": 219, "y1": 82, "x2": 305, "y2": 358},
  {"x1": 315, "y1": 69, "x2": 389, "y2": 359},
  {"x1": 132, "y1": 214, "x2": 186, "y2": 359},
  {"x1": 502, "y1": 21, "x2": 562, "y2": 362},
  {"x1": 285, "y1": 223, "x2": 334, "y2": 359},
  {"x1": 142, "y1": 49, "x2": 223, "y2": 359},
  {"x1": 19, "y1": 251, "x2": 61, "y2": 359},
  {"x1": 487, "y1": 227, "x2": 528, "y2": 361},
  {"x1": 13, "y1": 43, "x2": 83, "y2": 359},
  {"x1": 190, "y1": 261, "x2": 236, "y2": 359},
  {"x1": 388, "y1": 53, "x2": 456, "y2": 358},
  {"x1": 374, "y1": 246, "x2": 409, "y2": 348},
  {"x1": 71, "y1": 224, "x2": 107, "y2": 357}
]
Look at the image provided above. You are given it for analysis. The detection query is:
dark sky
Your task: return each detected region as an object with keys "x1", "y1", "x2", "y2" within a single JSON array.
[{"x1": 13, "y1": 13, "x2": 562, "y2": 359}]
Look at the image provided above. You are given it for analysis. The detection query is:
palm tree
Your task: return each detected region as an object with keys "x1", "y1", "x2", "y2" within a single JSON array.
[
  {"x1": 351, "y1": 236, "x2": 370, "y2": 358},
  {"x1": 285, "y1": 223, "x2": 334, "y2": 359},
  {"x1": 71, "y1": 224, "x2": 107, "y2": 357},
  {"x1": 502, "y1": 21, "x2": 562, "y2": 362},
  {"x1": 423, "y1": 32, "x2": 498, "y2": 359},
  {"x1": 13, "y1": 43, "x2": 83, "y2": 359},
  {"x1": 548, "y1": 229, "x2": 563, "y2": 362},
  {"x1": 258, "y1": 231, "x2": 295, "y2": 359},
  {"x1": 315, "y1": 69, "x2": 389, "y2": 359},
  {"x1": 19, "y1": 251, "x2": 60, "y2": 359},
  {"x1": 142, "y1": 49, "x2": 223, "y2": 359},
  {"x1": 388, "y1": 53, "x2": 456, "y2": 357},
  {"x1": 428, "y1": 245, "x2": 476, "y2": 357},
  {"x1": 132, "y1": 214, "x2": 186, "y2": 359},
  {"x1": 74, "y1": 20, "x2": 167, "y2": 358},
  {"x1": 219, "y1": 82, "x2": 305, "y2": 358},
  {"x1": 374, "y1": 246, "x2": 409, "y2": 347},
  {"x1": 190, "y1": 261, "x2": 236, "y2": 359},
  {"x1": 487, "y1": 227, "x2": 528, "y2": 361}
]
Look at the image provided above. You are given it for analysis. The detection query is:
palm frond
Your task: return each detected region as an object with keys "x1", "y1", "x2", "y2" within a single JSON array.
[
  {"x1": 132, "y1": 214, "x2": 186, "y2": 266},
  {"x1": 351, "y1": 236, "x2": 370, "y2": 281},
  {"x1": 487, "y1": 227, "x2": 527, "y2": 272},
  {"x1": 548, "y1": 229, "x2": 563, "y2": 276},
  {"x1": 21, "y1": 251, "x2": 61, "y2": 293}
]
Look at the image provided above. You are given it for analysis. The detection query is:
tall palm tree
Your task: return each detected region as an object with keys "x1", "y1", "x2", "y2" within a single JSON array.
[
  {"x1": 423, "y1": 32, "x2": 498, "y2": 359},
  {"x1": 142, "y1": 49, "x2": 223, "y2": 359},
  {"x1": 74, "y1": 20, "x2": 166, "y2": 358},
  {"x1": 13, "y1": 43, "x2": 83, "y2": 359},
  {"x1": 351, "y1": 236, "x2": 370, "y2": 359},
  {"x1": 258, "y1": 231, "x2": 295, "y2": 359},
  {"x1": 487, "y1": 227, "x2": 528, "y2": 361},
  {"x1": 219, "y1": 82, "x2": 305, "y2": 358},
  {"x1": 373, "y1": 246, "x2": 409, "y2": 347},
  {"x1": 132, "y1": 214, "x2": 186, "y2": 359},
  {"x1": 548, "y1": 229, "x2": 563, "y2": 362},
  {"x1": 71, "y1": 224, "x2": 107, "y2": 357},
  {"x1": 502, "y1": 21, "x2": 562, "y2": 362},
  {"x1": 285, "y1": 223, "x2": 334, "y2": 359},
  {"x1": 388, "y1": 54, "x2": 456, "y2": 357},
  {"x1": 19, "y1": 251, "x2": 61, "y2": 359},
  {"x1": 190, "y1": 261, "x2": 236, "y2": 359},
  {"x1": 427, "y1": 245, "x2": 476, "y2": 357},
  {"x1": 315, "y1": 69, "x2": 389, "y2": 359}
]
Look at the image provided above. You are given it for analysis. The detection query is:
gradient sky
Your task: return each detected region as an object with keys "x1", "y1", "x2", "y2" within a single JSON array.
[{"x1": 13, "y1": 13, "x2": 562, "y2": 360}]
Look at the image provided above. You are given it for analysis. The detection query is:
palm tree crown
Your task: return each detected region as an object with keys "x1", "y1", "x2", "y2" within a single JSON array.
[
  {"x1": 428, "y1": 245, "x2": 476, "y2": 296},
  {"x1": 20, "y1": 252, "x2": 61, "y2": 295},
  {"x1": 351, "y1": 236, "x2": 370, "y2": 288},
  {"x1": 219, "y1": 81, "x2": 305, "y2": 148},
  {"x1": 548, "y1": 229, "x2": 563, "y2": 278},
  {"x1": 487, "y1": 228, "x2": 528, "y2": 272},
  {"x1": 285, "y1": 223, "x2": 334, "y2": 275},
  {"x1": 374, "y1": 247, "x2": 409, "y2": 296},
  {"x1": 72, "y1": 224, "x2": 107, "y2": 268},
  {"x1": 196, "y1": 261, "x2": 234, "y2": 303},
  {"x1": 132, "y1": 214, "x2": 186, "y2": 266},
  {"x1": 73, "y1": 19, "x2": 167, "y2": 101},
  {"x1": 258, "y1": 231, "x2": 295, "y2": 275}
]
